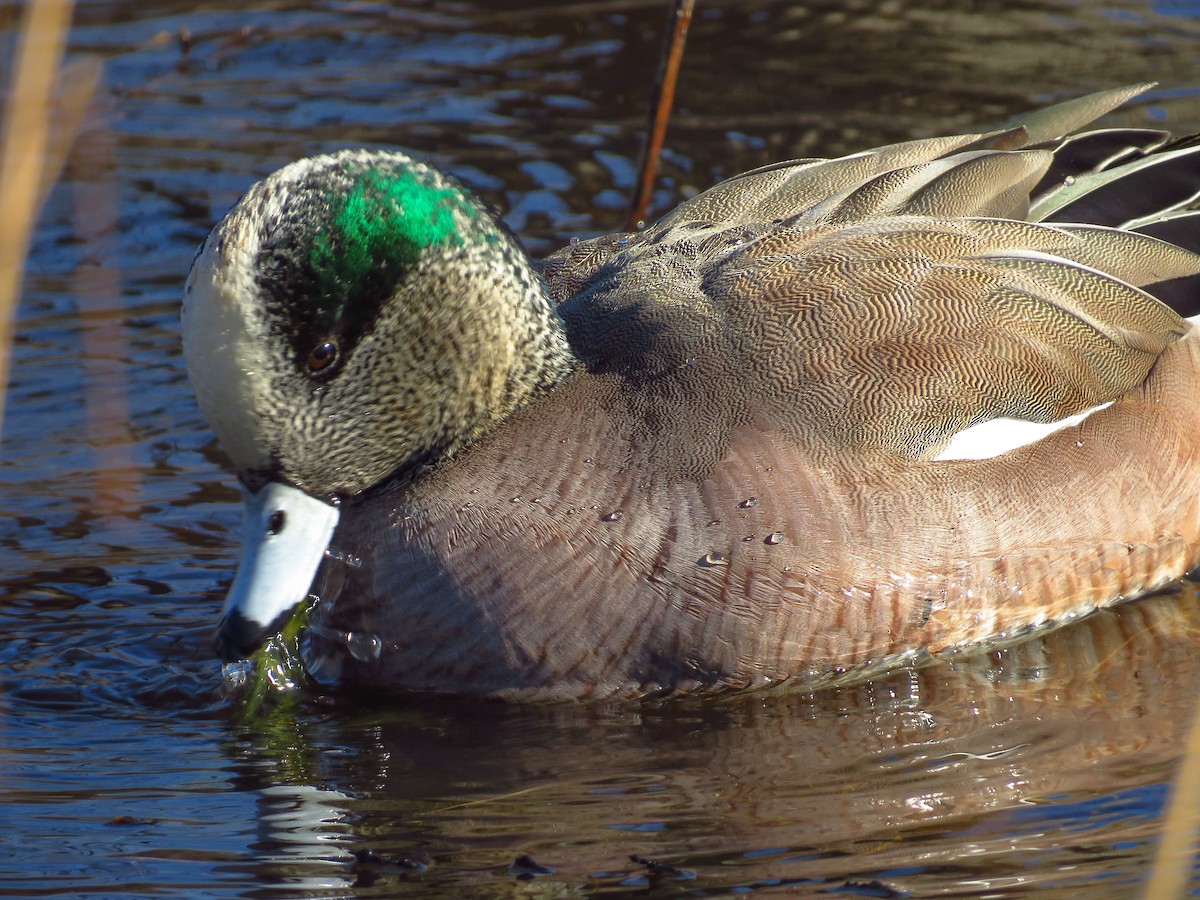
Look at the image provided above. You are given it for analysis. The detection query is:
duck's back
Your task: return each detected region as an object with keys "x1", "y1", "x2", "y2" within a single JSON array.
[{"x1": 309, "y1": 86, "x2": 1200, "y2": 699}]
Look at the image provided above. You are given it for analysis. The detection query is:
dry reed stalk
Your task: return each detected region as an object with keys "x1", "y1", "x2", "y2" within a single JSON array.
[
  {"x1": 0, "y1": 0, "x2": 82, "y2": 433},
  {"x1": 1146, "y1": 695, "x2": 1200, "y2": 897},
  {"x1": 626, "y1": 0, "x2": 695, "y2": 231}
]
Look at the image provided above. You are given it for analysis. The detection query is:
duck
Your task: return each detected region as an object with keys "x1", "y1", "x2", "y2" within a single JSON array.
[{"x1": 183, "y1": 83, "x2": 1200, "y2": 701}]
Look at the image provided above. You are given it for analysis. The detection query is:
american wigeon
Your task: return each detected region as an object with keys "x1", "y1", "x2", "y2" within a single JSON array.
[{"x1": 183, "y1": 83, "x2": 1200, "y2": 699}]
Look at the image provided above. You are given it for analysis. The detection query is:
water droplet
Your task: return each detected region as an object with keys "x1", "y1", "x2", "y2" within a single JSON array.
[
  {"x1": 739, "y1": 497, "x2": 759, "y2": 509},
  {"x1": 602, "y1": 510, "x2": 624, "y2": 522},
  {"x1": 569, "y1": 235, "x2": 581, "y2": 246},
  {"x1": 742, "y1": 534, "x2": 754, "y2": 542},
  {"x1": 707, "y1": 519, "x2": 721, "y2": 527},
  {"x1": 684, "y1": 356, "x2": 697, "y2": 367},
  {"x1": 701, "y1": 551, "x2": 728, "y2": 567},
  {"x1": 584, "y1": 457, "x2": 594, "y2": 464},
  {"x1": 765, "y1": 532, "x2": 784, "y2": 545},
  {"x1": 1074, "y1": 440, "x2": 1084, "y2": 448},
  {"x1": 510, "y1": 496, "x2": 522, "y2": 503},
  {"x1": 220, "y1": 660, "x2": 253, "y2": 696},
  {"x1": 469, "y1": 488, "x2": 480, "y2": 494},
  {"x1": 265, "y1": 662, "x2": 296, "y2": 691},
  {"x1": 345, "y1": 631, "x2": 382, "y2": 662},
  {"x1": 1064, "y1": 175, "x2": 1076, "y2": 185},
  {"x1": 324, "y1": 547, "x2": 363, "y2": 568}
]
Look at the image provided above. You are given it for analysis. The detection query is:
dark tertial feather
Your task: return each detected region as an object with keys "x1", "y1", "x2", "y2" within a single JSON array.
[
  {"x1": 1032, "y1": 127, "x2": 1170, "y2": 195},
  {"x1": 1033, "y1": 142, "x2": 1200, "y2": 226}
]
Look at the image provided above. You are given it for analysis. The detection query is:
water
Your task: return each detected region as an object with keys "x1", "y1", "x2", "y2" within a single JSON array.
[{"x1": 5, "y1": 0, "x2": 1200, "y2": 895}]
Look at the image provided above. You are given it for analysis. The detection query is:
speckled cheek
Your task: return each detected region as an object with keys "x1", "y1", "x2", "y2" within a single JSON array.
[{"x1": 182, "y1": 235, "x2": 278, "y2": 477}]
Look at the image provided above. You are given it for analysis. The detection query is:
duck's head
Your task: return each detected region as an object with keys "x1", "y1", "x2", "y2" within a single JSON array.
[{"x1": 182, "y1": 150, "x2": 574, "y2": 661}]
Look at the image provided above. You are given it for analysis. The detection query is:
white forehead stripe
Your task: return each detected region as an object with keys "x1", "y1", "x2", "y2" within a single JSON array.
[{"x1": 181, "y1": 223, "x2": 276, "y2": 474}]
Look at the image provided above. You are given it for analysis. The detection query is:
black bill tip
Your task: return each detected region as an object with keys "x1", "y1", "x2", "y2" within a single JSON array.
[{"x1": 214, "y1": 607, "x2": 294, "y2": 662}]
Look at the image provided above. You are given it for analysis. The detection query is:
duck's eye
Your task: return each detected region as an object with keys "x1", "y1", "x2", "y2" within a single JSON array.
[{"x1": 306, "y1": 341, "x2": 338, "y2": 372}]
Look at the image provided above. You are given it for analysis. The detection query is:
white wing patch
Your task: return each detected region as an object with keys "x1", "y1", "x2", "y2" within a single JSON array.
[{"x1": 933, "y1": 402, "x2": 1113, "y2": 461}]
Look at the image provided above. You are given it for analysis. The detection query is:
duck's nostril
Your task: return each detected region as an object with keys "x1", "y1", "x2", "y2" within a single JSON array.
[{"x1": 266, "y1": 509, "x2": 286, "y2": 536}]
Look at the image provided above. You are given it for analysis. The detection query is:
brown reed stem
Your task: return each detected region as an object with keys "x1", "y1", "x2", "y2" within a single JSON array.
[
  {"x1": 625, "y1": 0, "x2": 695, "y2": 232},
  {"x1": 0, "y1": 0, "x2": 76, "y2": 433}
]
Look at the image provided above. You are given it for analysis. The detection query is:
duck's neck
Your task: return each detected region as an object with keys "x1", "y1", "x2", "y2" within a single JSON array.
[
  {"x1": 507, "y1": 260, "x2": 577, "y2": 398},
  {"x1": 441, "y1": 234, "x2": 579, "y2": 446}
]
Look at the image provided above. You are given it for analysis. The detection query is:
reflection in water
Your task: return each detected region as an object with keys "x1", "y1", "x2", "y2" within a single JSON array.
[
  {"x1": 3, "y1": 0, "x2": 1200, "y2": 895},
  {"x1": 222, "y1": 589, "x2": 1200, "y2": 895},
  {"x1": 234, "y1": 783, "x2": 354, "y2": 892},
  {"x1": 72, "y1": 116, "x2": 138, "y2": 536}
]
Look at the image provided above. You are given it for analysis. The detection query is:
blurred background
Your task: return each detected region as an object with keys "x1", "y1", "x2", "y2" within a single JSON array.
[{"x1": 5, "y1": 0, "x2": 1200, "y2": 895}]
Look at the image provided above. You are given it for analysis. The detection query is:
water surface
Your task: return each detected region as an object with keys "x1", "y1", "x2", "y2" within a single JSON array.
[{"x1": 5, "y1": 0, "x2": 1200, "y2": 895}]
